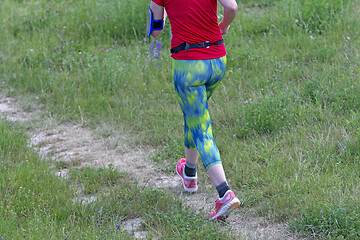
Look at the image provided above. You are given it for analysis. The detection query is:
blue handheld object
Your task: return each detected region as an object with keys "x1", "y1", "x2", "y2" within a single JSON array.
[{"x1": 146, "y1": 6, "x2": 164, "y2": 37}]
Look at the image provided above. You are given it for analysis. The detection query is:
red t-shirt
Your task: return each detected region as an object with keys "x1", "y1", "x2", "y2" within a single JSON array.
[{"x1": 152, "y1": 0, "x2": 226, "y2": 60}]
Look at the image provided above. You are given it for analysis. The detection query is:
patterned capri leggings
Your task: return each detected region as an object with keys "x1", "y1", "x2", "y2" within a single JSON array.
[{"x1": 172, "y1": 56, "x2": 227, "y2": 170}]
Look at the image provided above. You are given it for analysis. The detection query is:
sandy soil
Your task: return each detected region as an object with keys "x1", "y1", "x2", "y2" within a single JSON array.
[{"x1": 0, "y1": 92, "x2": 304, "y2": 240}]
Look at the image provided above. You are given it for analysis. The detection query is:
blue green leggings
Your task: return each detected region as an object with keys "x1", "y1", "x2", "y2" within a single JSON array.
[{"x1": 173, "y1": 56, "x2": 227, "y2": 170}]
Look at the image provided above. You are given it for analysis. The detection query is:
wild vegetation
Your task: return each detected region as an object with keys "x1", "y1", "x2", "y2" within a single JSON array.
[{"x1": 1, "y1": 0, "x2": 359, "y2": 239}]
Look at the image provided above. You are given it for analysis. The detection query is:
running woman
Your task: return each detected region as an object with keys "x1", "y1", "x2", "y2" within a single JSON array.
[{"x1": 147, "y1": 0, "x2": 240, "y2": 220}]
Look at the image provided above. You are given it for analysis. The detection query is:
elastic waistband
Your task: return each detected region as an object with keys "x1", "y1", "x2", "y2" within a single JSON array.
[{"x1": 170, "y1": 40, "x2": 223, "y2": 54}]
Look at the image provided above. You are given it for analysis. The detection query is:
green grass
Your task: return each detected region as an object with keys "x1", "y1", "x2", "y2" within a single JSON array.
[
  {"x1": 0, "y1": 120, "x2": 233, "y2": 239},
  {"x1": 1, "y1": 0, "x2": 360, "y2": 238},
  {"x1": 289, "y1": 203, "x2": 360, "y2": 239}
]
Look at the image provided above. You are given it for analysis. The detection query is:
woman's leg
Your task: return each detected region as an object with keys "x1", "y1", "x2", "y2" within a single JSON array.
[
  {"x1": 185, "y1": 147, "x2": 198, "y2": 165},
  {"x1": 173, "y1": 59, "x2": 222, "y2": 171},
  {"x1": 204, "y1": 56, "x2": 228, "y2": 186},
  {"x1": 207, "y1": 163, "x2": 227, "y2": 186}
]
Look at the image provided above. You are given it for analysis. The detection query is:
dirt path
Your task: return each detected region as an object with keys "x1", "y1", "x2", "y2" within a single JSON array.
[{"x1": 0, "y1": 93, "x2": 303, "y2": 240}]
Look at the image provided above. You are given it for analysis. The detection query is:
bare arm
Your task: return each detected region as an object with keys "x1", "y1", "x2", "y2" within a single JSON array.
[
  {"x1": 218, "y1": 0, "x2": 238, "y2": 35},
  {"x1": 149, "y1": 1, "x2": 167, "y2": 37}
]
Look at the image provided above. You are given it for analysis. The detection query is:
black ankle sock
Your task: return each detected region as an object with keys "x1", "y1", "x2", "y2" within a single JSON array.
[
  {"x1": 184, "y1": 165, "x2": 196, "y2": 177},
  {"x1": 216, "y1": 181, "x2": 230, "y2": 198}
]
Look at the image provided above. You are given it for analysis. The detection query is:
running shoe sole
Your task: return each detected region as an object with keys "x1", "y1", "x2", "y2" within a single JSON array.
[{"x1": 209, "y1": 198, "x2": 241, "y2": 221}]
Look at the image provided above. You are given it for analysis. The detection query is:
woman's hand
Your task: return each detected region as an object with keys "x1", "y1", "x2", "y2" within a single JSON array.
[{"x1": 219, "y1": 20, "x2": 230, "y2": 35}]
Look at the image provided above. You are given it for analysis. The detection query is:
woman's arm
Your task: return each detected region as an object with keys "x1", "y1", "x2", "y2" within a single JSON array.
[
  {"x1": 218, "y1": 0, "x2": 238, "y2": 35},
  {"x1": 149, "y1": 1, "x2": 167, "y2": 37}
]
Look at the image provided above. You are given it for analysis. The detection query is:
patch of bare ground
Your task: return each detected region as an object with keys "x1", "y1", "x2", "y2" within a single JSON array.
[{"x1": 0, "y1": 92, "x2": 304, "y2": 240}]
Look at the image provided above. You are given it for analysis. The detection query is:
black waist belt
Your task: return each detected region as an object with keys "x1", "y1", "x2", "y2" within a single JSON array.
[{"x1": 170, "y1": 40, "x2": 223, "y2": 54}]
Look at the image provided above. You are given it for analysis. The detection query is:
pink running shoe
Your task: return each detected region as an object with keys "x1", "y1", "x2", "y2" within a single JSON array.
[
  {"x1": 176, "y1": 158, "x2": 198, "y2": 192},
  {"x1": 209, "y1": 190, "x2": 241, "y2": 221}
]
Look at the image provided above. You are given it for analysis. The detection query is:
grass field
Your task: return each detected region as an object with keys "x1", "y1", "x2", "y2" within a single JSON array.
[
  {"x1": 1, "y1": 0, "x2": 360, "y2": 239},
  {"x1": 0, "y1": 120, "x2": 233, "y2": 239}
]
